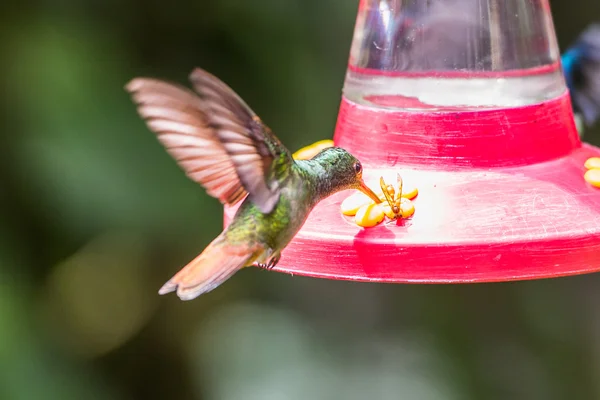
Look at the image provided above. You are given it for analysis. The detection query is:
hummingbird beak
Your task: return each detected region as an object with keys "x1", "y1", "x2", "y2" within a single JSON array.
[{"x1": 358, "y1": 180, "x2": 382, "y2": 204}]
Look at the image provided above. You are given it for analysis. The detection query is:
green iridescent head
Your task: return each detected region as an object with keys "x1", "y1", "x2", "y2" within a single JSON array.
[{"x1": 310, "y1": 147, "x2": 381, "y2": 202}]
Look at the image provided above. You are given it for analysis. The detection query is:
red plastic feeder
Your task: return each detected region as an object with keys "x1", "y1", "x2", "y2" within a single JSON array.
[{"x1": 225, "y1": 0, "x2": 600, "y2": 283}]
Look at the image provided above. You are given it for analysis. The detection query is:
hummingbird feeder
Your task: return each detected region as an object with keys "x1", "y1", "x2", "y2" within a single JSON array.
[{"x1": 225, "y1": 0, "x2": 600, "y2": 283}]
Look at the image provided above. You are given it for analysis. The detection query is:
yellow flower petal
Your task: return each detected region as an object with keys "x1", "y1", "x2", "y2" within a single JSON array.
[
  {"x1": 355, "y1": 203, "x2": 385, "y2": 227},
  {"x1": 292, "y1": 140, "x2": 335, "y2": 160}
]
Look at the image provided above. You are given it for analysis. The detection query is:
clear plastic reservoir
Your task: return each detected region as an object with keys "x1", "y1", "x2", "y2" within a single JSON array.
[{"x1": 344, "y1": 0, "x2": 568, "y2": 110}]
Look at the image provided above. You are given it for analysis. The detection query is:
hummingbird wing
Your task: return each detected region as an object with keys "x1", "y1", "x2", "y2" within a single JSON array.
[
  {"x1": 189, "y1": 68, "x2": 293, "y2": 211},
  {"x1": 126, "y1": 69, "x2": 292, "y2": 214}
]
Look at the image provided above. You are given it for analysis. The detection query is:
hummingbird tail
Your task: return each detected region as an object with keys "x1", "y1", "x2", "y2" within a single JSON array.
[{"x1": 158, "y1": 237, "x2": 259, "y2": 301}]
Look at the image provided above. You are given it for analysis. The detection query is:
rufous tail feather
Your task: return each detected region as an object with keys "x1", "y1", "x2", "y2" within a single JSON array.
[{"x1": 158, "y1": 236, "x2": 259, "y2": 300}]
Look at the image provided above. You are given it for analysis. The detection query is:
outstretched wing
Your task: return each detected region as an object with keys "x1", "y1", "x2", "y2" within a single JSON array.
[
  {"x1": 189, "y1": 68, "x2": 292, "y2": 210},
  {"x1": 126, "y1": 69, "x2": 292, "y2": 213}
]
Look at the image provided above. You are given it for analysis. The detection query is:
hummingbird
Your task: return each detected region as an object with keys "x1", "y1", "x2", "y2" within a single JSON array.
[
  {"x1": 561, "y1": 24, "x2": 600, "y2": 134},
  {"x1": 126, "y1": 68, "x2": 381, "y2": 300}
]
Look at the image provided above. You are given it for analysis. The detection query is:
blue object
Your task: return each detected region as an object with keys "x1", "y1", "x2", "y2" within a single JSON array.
[{"x1": 562, "y1": 24, "x2": 600, "y2": 127}]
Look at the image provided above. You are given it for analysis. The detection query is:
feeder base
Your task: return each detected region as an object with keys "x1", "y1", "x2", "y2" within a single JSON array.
[{"x1": 224, "y1": 144, "x2": 600, "y2": 283}]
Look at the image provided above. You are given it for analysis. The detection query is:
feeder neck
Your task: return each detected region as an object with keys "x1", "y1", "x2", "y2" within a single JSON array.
[{"x1": 333, "y1": 92, "x2": 580, "y2": 169}]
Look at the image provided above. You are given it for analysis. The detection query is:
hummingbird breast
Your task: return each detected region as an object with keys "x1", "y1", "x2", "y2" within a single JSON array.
[{"x1": 223, "y1": 165, "x2": 316, "y2": 257}]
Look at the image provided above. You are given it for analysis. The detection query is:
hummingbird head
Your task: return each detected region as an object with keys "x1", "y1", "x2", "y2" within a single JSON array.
[{"x1": 310, "y1": 147, "x2": 381, "y2": 203}]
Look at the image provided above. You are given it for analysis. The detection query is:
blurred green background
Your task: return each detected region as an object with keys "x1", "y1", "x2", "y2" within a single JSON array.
[{"x1": 2, "y1": 1, "x2": 600, "y2": 399}]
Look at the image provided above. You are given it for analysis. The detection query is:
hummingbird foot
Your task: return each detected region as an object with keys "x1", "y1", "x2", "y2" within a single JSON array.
[
  {"x1": 256, "y1": 252, "x2": 281, "y2": 270},
  {"x1": 265, "y1": 252, "x2": 281, "y2": 270}
]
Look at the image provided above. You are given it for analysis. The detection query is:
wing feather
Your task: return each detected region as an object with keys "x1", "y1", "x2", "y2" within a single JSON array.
[
  {"x1": 126, "y1": 78, "x2": 247, "y2": 205},
  {"x1": 126, "y1": 69, "x2": 292, "y2": 213},
  {"x1": 189, "y1": 68, "x2": 292, "y2": 213}
]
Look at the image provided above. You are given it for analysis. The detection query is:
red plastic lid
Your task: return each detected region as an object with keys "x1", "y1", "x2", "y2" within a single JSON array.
[{"x1": 225, "y1": 0, "x2": 600, "y2": 283}]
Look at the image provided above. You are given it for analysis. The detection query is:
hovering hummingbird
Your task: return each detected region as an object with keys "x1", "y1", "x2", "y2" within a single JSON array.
[
  {"x1": 561, "y1": 24, "x2": 600, "y2": 133},
  {"x1": 126, "y1": 68, "x2": 381, "y2": 300}
]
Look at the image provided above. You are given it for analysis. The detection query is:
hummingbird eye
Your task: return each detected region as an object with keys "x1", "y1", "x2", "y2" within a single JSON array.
[{"x1": 354, "y1": 162, "x2": 362, "y2": 174}]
